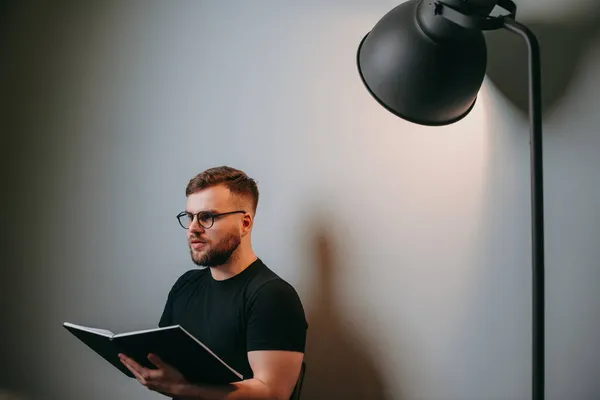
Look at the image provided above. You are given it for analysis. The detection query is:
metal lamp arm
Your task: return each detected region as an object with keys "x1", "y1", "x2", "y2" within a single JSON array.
[{"x1": 433, "y1": 0, "x2": 517, "y2": 31}]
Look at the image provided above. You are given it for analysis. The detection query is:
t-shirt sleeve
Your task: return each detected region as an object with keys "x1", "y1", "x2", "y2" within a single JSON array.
[
  {"x1": 246, "y1": 279, "x2": 308, "y2": 353},
  {"x1": 159, "y1": 270, "x2": 197, "y2": 327},
  {"x1": 158, "y1": 291, "x2": 173, "y2": 327}
]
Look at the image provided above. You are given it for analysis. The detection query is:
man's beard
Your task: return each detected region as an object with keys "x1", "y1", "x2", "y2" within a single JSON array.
[{"x1": 190, "y1": 231, "x2": 241, "y2": 267}]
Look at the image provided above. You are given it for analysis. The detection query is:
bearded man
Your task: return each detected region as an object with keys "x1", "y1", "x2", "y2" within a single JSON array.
[{"x1": 119, "y1": 166, "x2": 307, "y2": 400}]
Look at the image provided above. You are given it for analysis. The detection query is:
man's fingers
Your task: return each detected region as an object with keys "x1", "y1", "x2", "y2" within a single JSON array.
[
  {"x1": 120, "y1": 359, "x2": 147, "y2": 385},
  {"x1": 118, "y1": 353, "x2": 179, "y2": 394},
  {"x1": 118, "y1": 354, "x2": 164, "y2": 384},
  {"x1": 119, "y1": 354, "x2": 142, "y2": 370},
  {"x1": 147, "y1": 353, "x2": 169, "y2": 369}
]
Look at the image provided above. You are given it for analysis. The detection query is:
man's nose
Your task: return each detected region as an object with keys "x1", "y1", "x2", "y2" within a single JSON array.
[{"x1": 188, "y1": 216, "x2": 205, "y2": 233}]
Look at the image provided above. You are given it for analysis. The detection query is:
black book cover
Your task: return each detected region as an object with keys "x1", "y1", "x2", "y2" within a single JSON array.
[{"x1": 64, "y1": 322, "x2": 243, "y2": 385}]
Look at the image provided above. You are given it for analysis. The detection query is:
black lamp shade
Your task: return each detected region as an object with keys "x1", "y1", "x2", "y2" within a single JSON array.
[{"x1": 357, "y1": 0, "x2": 488, "y2": 126}]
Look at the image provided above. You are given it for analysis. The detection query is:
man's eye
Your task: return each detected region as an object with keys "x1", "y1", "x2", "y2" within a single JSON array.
[{"x1": 198, "y1": 214, "x2": 213, "y2": 223}]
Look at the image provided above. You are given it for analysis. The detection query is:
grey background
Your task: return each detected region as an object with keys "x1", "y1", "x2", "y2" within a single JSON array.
[{"x1": 2, "y1": 1, "x2": 599, "y2": 399}]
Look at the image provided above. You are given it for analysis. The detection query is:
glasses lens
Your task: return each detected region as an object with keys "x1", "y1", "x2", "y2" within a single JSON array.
[
  {"x1": 178, "y1": 213, "x2": 192, "y2": 229},
  {"x1": 178, "y1": 213, "x2": 215, "y2": 229},
  {"x1": 197, "y1": 213, "x2": 214, "y2": 228}
]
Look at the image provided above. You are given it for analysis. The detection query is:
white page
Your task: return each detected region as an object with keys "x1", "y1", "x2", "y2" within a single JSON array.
[
  {"x1": 112, "y1": 325, "x2": 179, "y2": 338},
  {"x1": 63, "y1": 322, "x2": 114, "y2": 337}
]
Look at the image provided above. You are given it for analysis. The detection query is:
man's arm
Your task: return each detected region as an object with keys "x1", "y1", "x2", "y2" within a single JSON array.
[
  {"x1": 177, "y1": 350, "x2": 304, "y2": 400},
  {"x1": 119, "y1": 349, "x2": 303, "y2": 400}
]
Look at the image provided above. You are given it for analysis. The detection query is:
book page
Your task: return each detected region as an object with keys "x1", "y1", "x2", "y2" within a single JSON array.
[
  {"x1": 63, "y1": 322, "x2": 114, "y2": 337},
  {"x1": 113, "y1": 325, "x2": 178, "y2": 338}
]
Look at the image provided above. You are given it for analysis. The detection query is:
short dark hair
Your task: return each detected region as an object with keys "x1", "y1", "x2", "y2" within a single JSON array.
[{"x1": 185, "y1": 166, "x2": 259, "y2": 213}]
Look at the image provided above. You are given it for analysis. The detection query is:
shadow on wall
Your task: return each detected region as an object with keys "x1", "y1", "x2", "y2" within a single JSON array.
[
  {"x1": 485, "y1": 7, "x2": 600, "y2": 116},
  {"x1": 0, "y1": 390, "x2": 30, "y2": 400},
  {"x1": 300, "y1": 222, "x2": 393, "y2": 400}
]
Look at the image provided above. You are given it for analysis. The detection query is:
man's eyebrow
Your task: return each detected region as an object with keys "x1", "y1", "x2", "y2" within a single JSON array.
[{"x1": 185, "y1": 209, "x2": 219, "y2": 214}]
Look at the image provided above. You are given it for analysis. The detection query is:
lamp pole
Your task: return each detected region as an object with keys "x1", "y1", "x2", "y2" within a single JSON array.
[
  {"x1": 356, "y1": 1, "x2": 545, "y2": 399},
  {"x1": 503, "y1": 19, "x2": 544, "y2": 400}
]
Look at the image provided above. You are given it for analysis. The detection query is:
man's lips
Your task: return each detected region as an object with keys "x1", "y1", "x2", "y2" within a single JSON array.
[{"x1": 190, "y1": 240, "x2": 207, "y2": 249}]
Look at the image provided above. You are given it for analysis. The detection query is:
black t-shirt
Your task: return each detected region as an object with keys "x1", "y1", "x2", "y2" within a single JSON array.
[{"x1": 158, "y1": 258, "x2": 308, "y2": 380}]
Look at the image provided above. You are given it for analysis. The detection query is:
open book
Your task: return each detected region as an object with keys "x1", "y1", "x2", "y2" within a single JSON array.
[{"x1": 63, "y1": 322, "x2": 243, "y2": 385}]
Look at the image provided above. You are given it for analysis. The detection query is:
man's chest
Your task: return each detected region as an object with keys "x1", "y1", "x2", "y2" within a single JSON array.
[{"x1": 170, "y1": 286, "x2": 248, "y2": 357}]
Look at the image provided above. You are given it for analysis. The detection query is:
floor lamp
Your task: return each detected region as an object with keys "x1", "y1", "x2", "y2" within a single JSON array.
[{"x1": 356, "y1": 1, "x2": 544, "y2": 399}]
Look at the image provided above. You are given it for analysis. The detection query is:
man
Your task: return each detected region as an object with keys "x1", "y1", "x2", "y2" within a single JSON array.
[{"x1": 119, "y1": 166, "x2": 308, "y2": 400}]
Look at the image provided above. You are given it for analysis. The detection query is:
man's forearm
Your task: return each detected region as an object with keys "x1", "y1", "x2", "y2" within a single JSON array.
[{"x1": 175, "y1": 378, "x2": 281, "y2": 400}]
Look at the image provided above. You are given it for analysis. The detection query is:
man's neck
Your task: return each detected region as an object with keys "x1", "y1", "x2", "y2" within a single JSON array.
[{"x1": 209, "y1": 248, "x2": 257, "y2": 281}]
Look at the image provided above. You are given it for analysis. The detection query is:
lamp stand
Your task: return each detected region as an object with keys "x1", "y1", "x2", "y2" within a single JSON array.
[
  {"x1": 503, "y1": 19, "x2": 545, "y2": 400},
  {"x1": 355, "y1": 1, "x2": 546, "y2": 398},
  {"x1": 431, "y1": 5, "x2": 546, "y2": 398}
]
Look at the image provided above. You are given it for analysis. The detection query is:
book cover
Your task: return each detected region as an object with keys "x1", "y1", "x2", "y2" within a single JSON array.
[{"x1": 64, "y1": 322, "x2": 243, "y2": 385}]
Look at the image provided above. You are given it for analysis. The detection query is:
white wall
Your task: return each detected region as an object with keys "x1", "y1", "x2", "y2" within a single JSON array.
[{"x1": 2, "y1": 1, "x2": 599, "y2": 399}]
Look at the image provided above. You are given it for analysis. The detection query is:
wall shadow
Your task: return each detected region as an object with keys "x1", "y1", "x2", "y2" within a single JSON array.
[
  {"x1": 0, "y1": 2, "x2": 59, "y2": 396},
  {"x1": 0, "y1": 390, "x2": 31, "y2": 400},
  {"x1": 485, "y1": 8, "x2": 600, "y2": 117},
  {"x1": 300, "y1": 221, "x2": 392, "y2": 400}
]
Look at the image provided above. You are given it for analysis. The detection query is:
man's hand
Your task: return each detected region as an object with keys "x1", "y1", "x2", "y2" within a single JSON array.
[
  {"x1": 119, "y1": 353, "x2": 188, "y2": 397},
  {"x1": 118, "y1": 350, "x2": 304, "y2": 400}
]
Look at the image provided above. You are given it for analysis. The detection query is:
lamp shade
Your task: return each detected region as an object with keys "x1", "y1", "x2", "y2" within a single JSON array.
[{"x1": 357, "y1": 0, "x2": 488, "y2": 126}]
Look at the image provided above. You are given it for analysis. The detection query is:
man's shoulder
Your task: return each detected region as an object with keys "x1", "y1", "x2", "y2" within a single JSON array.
[
  {"x1": 177, "y1": 267, "x2": 209, "y2": 281},
  {"x1": 246, "y1": 259, "x2": 301, "y2": 302},
  {"x1": 244, "y1": 260, "x2": 308, "y2": 334},
  {"x1": 246, "y1": 259, "x2": 283, "y2": 287},
  {"x1": 169, "y1": 268, "x2": 209, "y2": 293}
]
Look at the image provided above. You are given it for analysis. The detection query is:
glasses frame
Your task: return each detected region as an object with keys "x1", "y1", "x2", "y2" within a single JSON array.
[{"x1": 176, "y1": 210, "x2": 246, "y2": 230}]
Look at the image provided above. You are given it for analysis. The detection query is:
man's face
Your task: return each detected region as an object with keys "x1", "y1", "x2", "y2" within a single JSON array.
[{"x1": 185, "y1": 185, "x2": 246, "y2": 267}]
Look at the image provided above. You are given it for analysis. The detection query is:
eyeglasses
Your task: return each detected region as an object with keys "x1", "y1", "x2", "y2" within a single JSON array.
[{"x1": 176, "y1": 210, "x2": 246, "y2": 229}]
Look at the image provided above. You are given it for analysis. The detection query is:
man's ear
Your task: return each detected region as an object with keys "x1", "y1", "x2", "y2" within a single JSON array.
[{"x1": 241, "y1": 213, "x2": 253, "y2": 234}]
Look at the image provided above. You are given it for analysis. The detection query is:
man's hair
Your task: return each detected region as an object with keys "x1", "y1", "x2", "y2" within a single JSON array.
[{"x1": 186, "y1": 166, "x2": 259, "y2": 213}]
